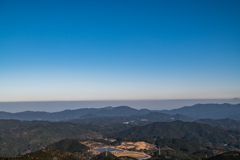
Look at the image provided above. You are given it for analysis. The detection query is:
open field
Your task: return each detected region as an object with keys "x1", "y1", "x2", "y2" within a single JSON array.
[
  {"x1": 87, "y1": 141, "x2": 154, "y2": 159},
  {"x1": 116, "y1": 141, "x2": 157, "y2": 151}
]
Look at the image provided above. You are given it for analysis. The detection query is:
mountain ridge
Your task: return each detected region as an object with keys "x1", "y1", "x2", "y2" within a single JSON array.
[
  {"x1": 111, "y1": 121, "x2": 240, "y2": 147},
  {"x1": 1, "y1": 103, "x2": 240, "y2": 122},
  {"x1": 161, "y1": 103, "x2": 240, "y2": 120},
  {"x1": 0, "y1": 106, "x2": 151, "y2": 121}
]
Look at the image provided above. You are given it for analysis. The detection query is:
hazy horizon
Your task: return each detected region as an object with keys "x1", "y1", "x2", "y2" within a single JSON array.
[{"x1": 1, "y1": 98, "x2": 240, "y2": 113}]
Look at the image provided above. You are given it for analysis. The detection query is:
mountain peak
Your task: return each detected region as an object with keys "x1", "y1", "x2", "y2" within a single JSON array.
[
  {"x1": 103, "y1": 106, "x2": 113, "y2": 110},
  {"x1": 120, "y1": 106, "x2": 130, "y2": 107}
]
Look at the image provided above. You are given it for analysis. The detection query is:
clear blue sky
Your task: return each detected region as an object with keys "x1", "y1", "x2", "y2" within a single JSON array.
[{"x1": 1, "y1": 0, "x2": 240, "y2": 102}]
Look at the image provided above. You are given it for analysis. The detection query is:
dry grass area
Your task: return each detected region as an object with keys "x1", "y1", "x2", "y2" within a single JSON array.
[
  {"x1": 80, "y1": 140, "x2": 156, "y2": 151},
  {"x1": 115, "y1": 141, "x2": 157, "y2": 151},
  {"x1": 85, "y1": 140, "x2": 154, "y2": 158},
  {"x1": 111, "y1": 150, "x2": 151, "y2": 158}
]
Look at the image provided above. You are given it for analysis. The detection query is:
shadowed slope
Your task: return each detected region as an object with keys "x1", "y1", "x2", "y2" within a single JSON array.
[{"x1": 112, "y1": 121, "x2": 240, "y2": 146}]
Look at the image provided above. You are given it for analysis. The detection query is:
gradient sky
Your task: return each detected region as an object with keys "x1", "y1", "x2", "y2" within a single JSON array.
[{"x1": 0, "y1": 0, "x2": 240, "y2": 102}]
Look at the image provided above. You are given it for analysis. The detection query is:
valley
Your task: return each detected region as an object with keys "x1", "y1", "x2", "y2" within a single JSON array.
[{"x1": 0, "y1": 103, "x2": 240, "y2": 160}]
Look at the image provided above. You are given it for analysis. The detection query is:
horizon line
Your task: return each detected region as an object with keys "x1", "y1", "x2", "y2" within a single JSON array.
[{"x1": 0, "y1": 98, "x2": 239, "y2": 103}]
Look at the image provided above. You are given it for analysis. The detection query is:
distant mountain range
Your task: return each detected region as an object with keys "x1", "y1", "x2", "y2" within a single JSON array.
[
  {"x1": 0, "y1": 106, "x2": 151, "y2": 121},
  {"x1": 0, "y1": 103, "x2": 240, "y2": 122},
  {"x1": 160, "y1": 103, "x2": 240, "y2": 120}
]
